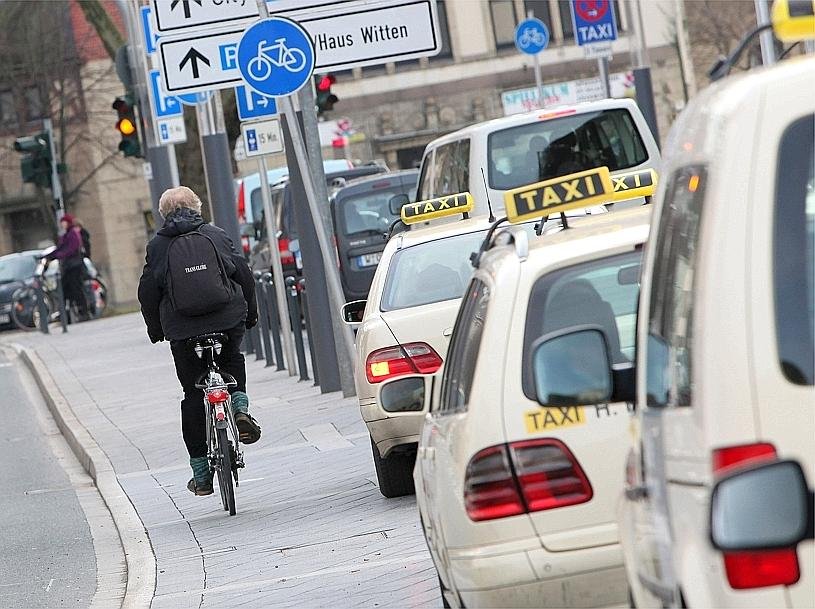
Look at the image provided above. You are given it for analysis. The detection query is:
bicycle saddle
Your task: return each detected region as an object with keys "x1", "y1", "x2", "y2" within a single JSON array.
[{"x1": 186, "y1": 332, "x2": 228, "y2": 349}]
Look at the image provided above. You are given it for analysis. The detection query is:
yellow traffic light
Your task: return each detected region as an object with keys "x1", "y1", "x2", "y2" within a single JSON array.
[{"x1": 117, "y1": 118, "x2": 136, "y2": 136}]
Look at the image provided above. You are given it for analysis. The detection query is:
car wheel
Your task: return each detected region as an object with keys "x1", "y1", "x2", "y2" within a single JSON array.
[{"x1": 370, "y1": 436, "x2": 415, "y2": 498}]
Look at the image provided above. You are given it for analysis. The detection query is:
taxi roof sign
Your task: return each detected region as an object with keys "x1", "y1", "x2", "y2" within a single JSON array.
[
  {"x1": 772, "y1": 0, "x2": 815, "y2": 42},
  {"x1": 611, "y1": 168, "x2": 658, "y2": 202},
  {"x1": 401, "y1": 192, "x2": 474, "y2": 225},
  {"x1": 504, "y1": 167, "x2": 614, "y2": 224}
]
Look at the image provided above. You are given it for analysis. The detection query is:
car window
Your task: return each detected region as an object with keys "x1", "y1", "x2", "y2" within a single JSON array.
[
  {"x1": 416, "y1": 150, "x2": 434, "y2": 201},
  {"x1": 0, "y1": 256, "x2": 36, "y2": 282},
  {"x1": 521, "y1": 251, "x2": 642, "y2": 400},
  {"x1": 774, "y1": 114, "x2": 814, "y2": 386},
  {"x1": 645, "y1": 166, "x2": 707, "y2": 407},
  {"x1": 379, "y1": 230, "x2": 485, "y2": 311},
  {"x1": 339, "y1": 186, "x2": 407, "y2": 237},
  {"x1": 437, "y1": 279, "x2": 490, "y2": 414},
  {"x1": 488, "y1": 108, "x2": 648, "y2": 190},
  {"x1": 430, "y1": 139, "x2": 470, "y2": 197}
]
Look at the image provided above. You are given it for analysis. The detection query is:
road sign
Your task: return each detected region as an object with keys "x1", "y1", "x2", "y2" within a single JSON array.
[
  {"x1": 241, "y1": 118, "x2": 284, "y2": 157},
  {"x1": 237, "y1": 17, "x2": 314, "y2": 98},
  {"x1": 583, "y1": 41, "x2": 612, "y2": 58},
  {"x1": 141, "y1": 5, "x2": 158, "y2": 54},
  {"x1": 156, "y1": 116, "x2": 187, "y2": 145},
  {"x1": 177, "y1": 90, "x2": 213, "y2": 106},
  {"x1": 514, "y1": 18, "x2": 549, "y2": 55},
  {"x1": 151, "y1": 0, "x2": 259, "y2": 35},
  {"x1": 148, "y1": 70, "x2": 182, "y2": 118},
  {"x1": 570, "y1": 0, "x2": 618, "y2": 46},
  {"x1": 158, "y1": 28, "x2": 245, "y2": 94},
  {"x1": 236, "y1": 86, "x2": 278, "y2": 121}
]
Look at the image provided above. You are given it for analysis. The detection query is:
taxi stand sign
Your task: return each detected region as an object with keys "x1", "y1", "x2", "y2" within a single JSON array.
[
  {"x1": 504, "y1": 167, "x2": 614, "y2": 223},
  {"x1": 401, "y1": 193, "x2": 474, "y2": 225}
]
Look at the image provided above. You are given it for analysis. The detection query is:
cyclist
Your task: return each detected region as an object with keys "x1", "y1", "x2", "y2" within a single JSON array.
[
  {"x1": 137, "y1": 186, "x2": 262, "y2": 497},
  {"x1": 45, "y1": 213, "x2": 89, "y2": 321}
]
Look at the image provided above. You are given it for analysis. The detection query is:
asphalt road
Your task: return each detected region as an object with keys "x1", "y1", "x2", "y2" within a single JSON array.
[{"x1": 0, "y1": 349, "x2": 96, "y2": 607}]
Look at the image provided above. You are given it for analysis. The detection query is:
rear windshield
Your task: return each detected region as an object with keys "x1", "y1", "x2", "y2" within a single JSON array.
[
  {"x1": 380, "y1": 230, "x2": 487, "y2": 311},
  {"x1": 0, "y1": 255, "x2": 36, "y2": 282},
  {"x1": 488, "y1": 108, "x2": 648, "y2": 190},
  {"x1": 522, "y1": 251, "x2": 642, "y2": 400},
  {"x1": 338, "y1": 184, "x2": 415, "y2": 237}
]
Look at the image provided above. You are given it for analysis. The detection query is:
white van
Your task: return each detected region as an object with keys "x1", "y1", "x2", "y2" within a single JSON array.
[{"x1": 416, "y1": 98, "x2": 660, "y2": 220}]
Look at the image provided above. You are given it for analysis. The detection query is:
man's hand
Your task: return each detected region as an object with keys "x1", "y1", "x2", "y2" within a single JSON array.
[
  {"x1": 246, "y1": 316, "x2": 258, "y2": 330},
  {"x1": 149, "y1": 332, "x2": 165, "y2": 343}
]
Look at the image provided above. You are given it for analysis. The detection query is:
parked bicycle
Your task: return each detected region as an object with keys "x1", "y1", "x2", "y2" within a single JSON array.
[
  {"x1": 191, "y1": 333, "x2": 244, "y2": 516},
  {"x1": 247, "y1": 37, "x2": 307, "y2": 80}
]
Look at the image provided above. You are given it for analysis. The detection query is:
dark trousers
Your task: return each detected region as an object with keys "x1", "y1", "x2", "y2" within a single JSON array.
[
  {"x1": 170, "y1": 326, "x2": 246, "y2": 458},
  {"x1": 62, "y1": 264, "x2": 88, "y2": 317}
]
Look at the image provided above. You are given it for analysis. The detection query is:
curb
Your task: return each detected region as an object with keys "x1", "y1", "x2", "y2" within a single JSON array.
[{"x1": 13, "y1": 345, "x2": 156, "y2": 609}]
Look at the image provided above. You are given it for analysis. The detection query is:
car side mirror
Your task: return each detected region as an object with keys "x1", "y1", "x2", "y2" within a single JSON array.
[
  {"x1": 340, "y1": 299, "x2": 366, "y2": 326},
  {"x1": 376, "y1": 375, "x2": 432, "y2": 414},
  {"x1": 388, "y1": 193, "x2": 410, "y2": 215},
  {"x1": 710, "y1": 459, "x2": 814, "y2": 552}
]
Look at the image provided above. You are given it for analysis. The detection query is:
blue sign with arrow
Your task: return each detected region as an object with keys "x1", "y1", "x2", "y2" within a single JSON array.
[
  {"x1": 237, "y1": 17, "x2": 314, "y2": 98},
  {"x1": 570, "y1": 0, "x2": 618, "y2": 46},
  {"x1": 140, "y1": 5, "x2": 158, "y2": 54},
  {"x1": 148, "y1": 70, "x2": 182, "y2": 118},
  {"x1": 235, "y1": 86, "x2": 278, "y2": 121},
  {"x1": 177, "y1": 90, "x2": 212, "y2": 106},
  {"x1": 514, "y1": 18, "x2": 549, "y2": 55}
]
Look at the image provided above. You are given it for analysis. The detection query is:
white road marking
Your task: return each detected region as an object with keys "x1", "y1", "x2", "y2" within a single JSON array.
[
  {"x1": 299, "y1": 423, "x2": 354, "y2": 451},
  {"x1": 44, "y1": 578, "x2": 54, "y2": 592}
]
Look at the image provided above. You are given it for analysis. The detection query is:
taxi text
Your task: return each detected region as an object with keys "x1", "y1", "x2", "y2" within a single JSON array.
[
  {"x1": 401, "y1": 192, "x2": 474, "y2": 224},
  {"x1": 504, "y1": 167, "x2": 613, "y2": 223},
  {"x1": 611, "y1": 168, "x2": 658, "y2": 201},
  {"x1": 524, "y1": 406, "x2": 586, "y2": 433}
]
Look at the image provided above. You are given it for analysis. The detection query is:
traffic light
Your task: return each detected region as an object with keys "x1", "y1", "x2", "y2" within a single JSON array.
[
  {"x1": 13, "y1": 132, "x2": 52, "y2": 189},
  {"x1": 315, "y1": 74, "x2": 338, "y2": 116},
  {"x1": 113, "y1": 94, "x2": 142, "y2": 158}
]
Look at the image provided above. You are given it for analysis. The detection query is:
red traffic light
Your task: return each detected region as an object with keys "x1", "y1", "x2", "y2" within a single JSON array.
[{"x1": 317, "y1": 74, "x2": 335, "y2": 92}]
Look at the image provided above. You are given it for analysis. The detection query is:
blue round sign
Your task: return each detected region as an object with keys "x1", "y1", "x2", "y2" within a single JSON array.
[
  {"x1": 514, "y1": 18, "x2": 550, "y2": 55},
  {"x1": 177, "y1": 91, "x2": 212, "y2": 106},
  {"x1": 237, "y1": 17, "x2": 315, "y2": 98}
]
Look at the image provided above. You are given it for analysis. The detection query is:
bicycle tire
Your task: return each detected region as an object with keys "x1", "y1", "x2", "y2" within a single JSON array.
[
  {"x1": 284, "y1": 47, "x2": 307, "y2": 72},
  {"x1": 10, "y1": 287, "x2": 51, "y2": 332},
  {"x1": 248, "y1": 55, "x2": 272, "y2": 80},
  {"x1": 216, "y1": 426, "x2": 236, "y2": 516}
]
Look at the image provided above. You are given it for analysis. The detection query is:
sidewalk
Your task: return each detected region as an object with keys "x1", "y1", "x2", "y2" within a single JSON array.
[{"x1": 4, "y1": 314, "x2": 439, "y2": 608}]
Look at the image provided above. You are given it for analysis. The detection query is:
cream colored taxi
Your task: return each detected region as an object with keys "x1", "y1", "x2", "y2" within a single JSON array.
[{"x1": 378, "y1": 166, "x2": 654, "y2": 606}]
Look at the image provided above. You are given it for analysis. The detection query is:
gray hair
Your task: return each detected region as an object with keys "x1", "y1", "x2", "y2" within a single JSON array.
[{"x1": 158, "y1": 186, "x2": 202, "y2": 218}]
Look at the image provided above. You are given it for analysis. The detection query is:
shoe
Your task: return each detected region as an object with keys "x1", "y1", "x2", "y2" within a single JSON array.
[
  {"x1": 187, "y1": 477, "x2": 214, "y2": 496},
  {"x1": 234, "y1": 412, "x2": 261, "y2": 444}
]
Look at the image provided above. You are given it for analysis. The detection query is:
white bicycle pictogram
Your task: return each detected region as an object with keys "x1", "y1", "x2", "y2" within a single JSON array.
[
  {"x1": 518, "y1": 27, "x2": 546, "y2": 49},
  {"x1": 247, "y1": 38, "x2": 307, "y2": 80}
]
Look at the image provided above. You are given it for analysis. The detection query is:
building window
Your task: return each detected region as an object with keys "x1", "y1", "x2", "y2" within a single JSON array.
[
  {"x1": 24, "y1": 86, "x2": 44, "y2": 122},
  {"x1": 524, "y1": 0, "x2": 552, "y2": 28},
  {"x1": 490, "y1": 0, "x2": 518, "y2": 49},
  {"x1": 431, "y1": 0, "x2": 453, "y2": 60},
  {"x1": 0, "y1": 91, "x2": 16, "y2": 127}
]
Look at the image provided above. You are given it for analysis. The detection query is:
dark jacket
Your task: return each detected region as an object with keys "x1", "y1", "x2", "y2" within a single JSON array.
[{"x1": 137, "y1": 208, "x2": 257, "y2": 342}]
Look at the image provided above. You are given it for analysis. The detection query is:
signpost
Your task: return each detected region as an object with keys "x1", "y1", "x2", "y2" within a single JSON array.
[
  {"x1": 151, "y1": 0, "x2": 259, "y2": 34},
  {"x1": 514, "y1": 15, "x2": 549, "y2": 108},
  {"x1": 570, "y1": 0, "x2": 617, "y2": 98}
]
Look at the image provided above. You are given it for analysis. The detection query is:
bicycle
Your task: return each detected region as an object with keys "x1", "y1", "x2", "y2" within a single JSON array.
[
  {"x1": 518, "y1": 27, "x2": 546, "y2": 49},
  {"x1": 190, "y1": 333, "x2": 244, "y2": 516},
  {"x1": 10, "y1": 255, "x2": 58, "y2": 332},
  {"x1": 247, "y1": 37, "x2": 307, "y2": 81}
]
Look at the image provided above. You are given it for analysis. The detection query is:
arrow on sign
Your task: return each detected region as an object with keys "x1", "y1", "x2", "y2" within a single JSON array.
[
  {"x1": 170, "y1": 0, "x2": 201, "y2": 19},
  {"x1": 179, "y1": 47, "x2": 210, "y2": 79}
]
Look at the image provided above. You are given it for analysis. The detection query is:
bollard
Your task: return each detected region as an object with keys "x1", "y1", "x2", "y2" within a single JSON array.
[
  {"x1": 55, "y1": 274, "x2": 68, "y2": 333},
  {"x1": 254, "y1": 272, "x2": 275, "y2": 368},
  {"x1": 262, "y1": 273, "x2": 285, "y2": 372},
  {"x1": 34, "y1": 280, "x2": 49, "y2": 334},
  {"x1": 285, "y1": 276, "x2": 309, "y2": 382},
  {"x1": 298, "y1": 278, "x2": 320, "y2": 387},
  {"x1": 252, "y1": 320, "x2": 263, "y2": 361}
]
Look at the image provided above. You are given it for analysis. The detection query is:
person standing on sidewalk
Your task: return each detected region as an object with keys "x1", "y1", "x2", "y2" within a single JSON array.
[
  {"x1": 137, "y1": 186, "x2": 262, "y2": 496},
  {"x1": 46, "y1": 213, "x2": 89, "y2": 321}
]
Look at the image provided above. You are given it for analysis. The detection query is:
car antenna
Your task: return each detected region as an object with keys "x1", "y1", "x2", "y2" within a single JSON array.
[
  {"x1": 481, "y1": 167, "x2": 495, "y2": 222},
  {"x1": 560, "y1": 211, "x2": 569, "y2": 229}
]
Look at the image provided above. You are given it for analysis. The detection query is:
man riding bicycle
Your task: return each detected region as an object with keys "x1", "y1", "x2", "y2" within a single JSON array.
[{"x1": 138, "y1": 186, "x2": 262, "y2": 496}]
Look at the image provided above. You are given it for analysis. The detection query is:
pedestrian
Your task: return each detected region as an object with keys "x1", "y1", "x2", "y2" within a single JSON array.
[
  {"x1": 73, "y1": 217, "x2": 92, "y2": 259},
  {"x1": 45, "y1": 213, "x2": 89, "y2": 321},
  {"x1": 137, "y1": 186, "x2": 262, "y2": 496}
]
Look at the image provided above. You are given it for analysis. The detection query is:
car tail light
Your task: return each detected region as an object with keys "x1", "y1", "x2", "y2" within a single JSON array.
[
  {"x1": 711, "y1": 443, "x2": 799, "y2": 589},
  {"x1": 241, "y1": 236, "x2": 251, "y2": 255},
  {"x1": 365, "y1": 342, "x2": 442, "y2": 384},
  {"x1": 237, "y1": 181, "x2": 246, "y2": 223},
  {"x1": 278, "y1": 237, "x2": 295, "y2": 266},
  {"x1": 464, "y1": 445, "x2": 525, "y2": 521},
  {"x1": 509, "y1": 439, "x2": 593, "y2": 511}
]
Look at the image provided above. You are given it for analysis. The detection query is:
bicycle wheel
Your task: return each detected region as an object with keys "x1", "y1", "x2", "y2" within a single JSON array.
[
  {"x1": 283, "y1": 47, "x2": 306, "y2": 72},
  {"x1": 11, "y1": 287, "x2": 50, "y2": 332},
  {"x1": 248, "y1": 54, "x2": 272, "y2": 80},
  {"x1": 216, "y1": 426, "x2": 236, "y2": 516}
]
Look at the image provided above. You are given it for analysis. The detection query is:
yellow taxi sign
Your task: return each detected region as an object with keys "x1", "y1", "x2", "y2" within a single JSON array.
[
  {"x1": 400, "y1": 192, "x2": 474, "y2": 225},
  {"x1": 503, "y1": 166, "x2": 614, "y2": 224},
  {"x1": 772, "y1": 0, "x2": 815, "y2": 42},
  {"x1": 611, "y1": 168, "x2": 658, "y2": 202}
]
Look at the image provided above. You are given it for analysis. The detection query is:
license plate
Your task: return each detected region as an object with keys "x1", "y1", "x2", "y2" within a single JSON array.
[
  {"x1": 524, "y1": 407, "x2": 586, "y2": 433},
  {"x1": 356, "y1": 252, "x2": 382, "y2": 268},
  {"x1": 0, "y1": 313, "x2": 10, "y2": 325}
]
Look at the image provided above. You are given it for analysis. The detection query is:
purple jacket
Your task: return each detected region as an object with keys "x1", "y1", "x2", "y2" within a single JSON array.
[{"x1": 49, "y1": 227, "x2": 83, "y2": 262}]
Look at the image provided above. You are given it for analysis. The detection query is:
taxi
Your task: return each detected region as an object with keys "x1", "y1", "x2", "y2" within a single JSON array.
[
  {"x1": 415, "y1": 97, "x2": 660, "y2": 222},
  {"x1": 377, "y1": 167, "x2": 655, "y2": 606}
]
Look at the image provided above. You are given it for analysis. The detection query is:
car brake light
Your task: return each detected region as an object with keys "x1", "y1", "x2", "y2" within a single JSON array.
[
  {"x1": 241, "y1": 236, "x2": 250, "y2": 255},
  {"x1": 278, "y1": 237, "x2": 295, "y2": 266},
  {"x1": 711, "y1": 443, "x2": 799, "y2": 589},
  {"x1": 237, "y1": 181, "x2": 246, "y2": 224},
  {"x1": 365, "y1": 342, "x2": 442, "y2": 384},
  {"x1": 464, "y1": 445, "x2": 525, "y2": 521},
  {"x1": 509, "y1": 438, "x2": 593, "y2": 511}
]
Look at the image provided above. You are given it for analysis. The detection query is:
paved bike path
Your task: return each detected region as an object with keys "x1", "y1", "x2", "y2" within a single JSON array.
[{"x1": 4, "y1": 313, "x2": 439, "y2": 608}]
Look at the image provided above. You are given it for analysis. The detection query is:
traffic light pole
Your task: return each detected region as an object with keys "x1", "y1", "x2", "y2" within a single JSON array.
[{"x1": 42, "y1": 118, "x2": 63, "y2": 219}]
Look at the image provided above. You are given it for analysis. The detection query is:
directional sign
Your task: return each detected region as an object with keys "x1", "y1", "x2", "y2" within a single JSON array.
[
  {"x1": 237, "y1": 17, "x2": 314, "y2": 97},
  {"x1": 156, "y1": 116, "x2": 187, "y2": 145},
  {"x1": 570, "y1": 0, "x2": 618, "y2": 46},
  {"x1": 177, "y1": 90, "x2": 212, "y2": 106},
  {"x1": 515, "y1": 18, "x2": 549, "y2": 55},
  {"x1": 148, "y1": 70, "x2": 182, "y2": 118},
  {"x1": 140, "y1": 5, "x2": 158, "y2": 54},
  {"x1": 241, "y1": 118, "x2": 284, "y2": 157},
  {"x1": 235, "y1": 86, "x2": 278, "y2": 121},
  {"x1": 151, "y1": 0, "x2": 259, "y2": 34},
  {"x1": 158, "y1": 28, "x2": 244, "y2": 94}
]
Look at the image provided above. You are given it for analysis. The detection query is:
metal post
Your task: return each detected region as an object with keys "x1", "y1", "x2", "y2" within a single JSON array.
[
  {"x1": 35, "y1": 281, "x2": 49, "y2": 334},
  {"x1": 254, "y1": 271, "x2": 275, "y2": 368},
  {"x1": 627, "y1": 0, "x2": 661, "y2": 144},
  {"x1": 252, "y1": 322, "x2": 263, "y2": 361},
  {"x1": 42, "y1": 118, "x2": 63, "y2": 221},
  {"x1": 527, "y1": 9, "x2": 544, "y2": 108},
  {"x1": 754, "y1": 0, "x2": 776, "y2": 65},
  {"x1": 299, "y1": 278, "x2": 320, "y2": 387},
  {"x1": 597, "y1": 57, "x2": 611, "y2": 98},
  {"x1": 286, "y1": 277, "x2": 309, "y2": 382},
  {"x1": 245, "y1": 320, "x2": 256, "y2": 355},
  {"x1": 258, "y1": 156, "x2": 297, "y2": 376},
  {"x1": 55, "y1": 274, "x2": 68, "y2": 333},
  {"x1": 262, "y1": 273, "x2": 286, "y2": 371}
]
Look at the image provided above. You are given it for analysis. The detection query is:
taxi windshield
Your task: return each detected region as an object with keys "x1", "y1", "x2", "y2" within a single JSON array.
[
  {"x1": 380, "y1": 230, "x2": 487, "y2": 311},
  {"x1": 488, "y1": 108, "x2": 648, "y2": 190}
]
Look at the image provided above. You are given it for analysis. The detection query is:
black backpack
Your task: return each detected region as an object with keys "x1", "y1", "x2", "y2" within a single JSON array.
[{"x1": 166, "y1": 228, "x2": 233, "y2": 316}]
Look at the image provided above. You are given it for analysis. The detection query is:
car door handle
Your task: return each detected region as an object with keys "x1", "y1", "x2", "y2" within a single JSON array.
[
  {"x1": 624, "y1": 485, "x2": 648, "y2": 501},
  {"x1": 443, "y1": 327, "x2": 453, "y2": 337}
]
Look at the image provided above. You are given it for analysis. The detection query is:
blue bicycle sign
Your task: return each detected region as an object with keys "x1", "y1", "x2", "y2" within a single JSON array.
[
  {"x1": 514, "y1": 18, "x2": 550, "y2": 55},
  {"x1": 237, "y1": 17, "x2": 314, "y2": 97}
]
